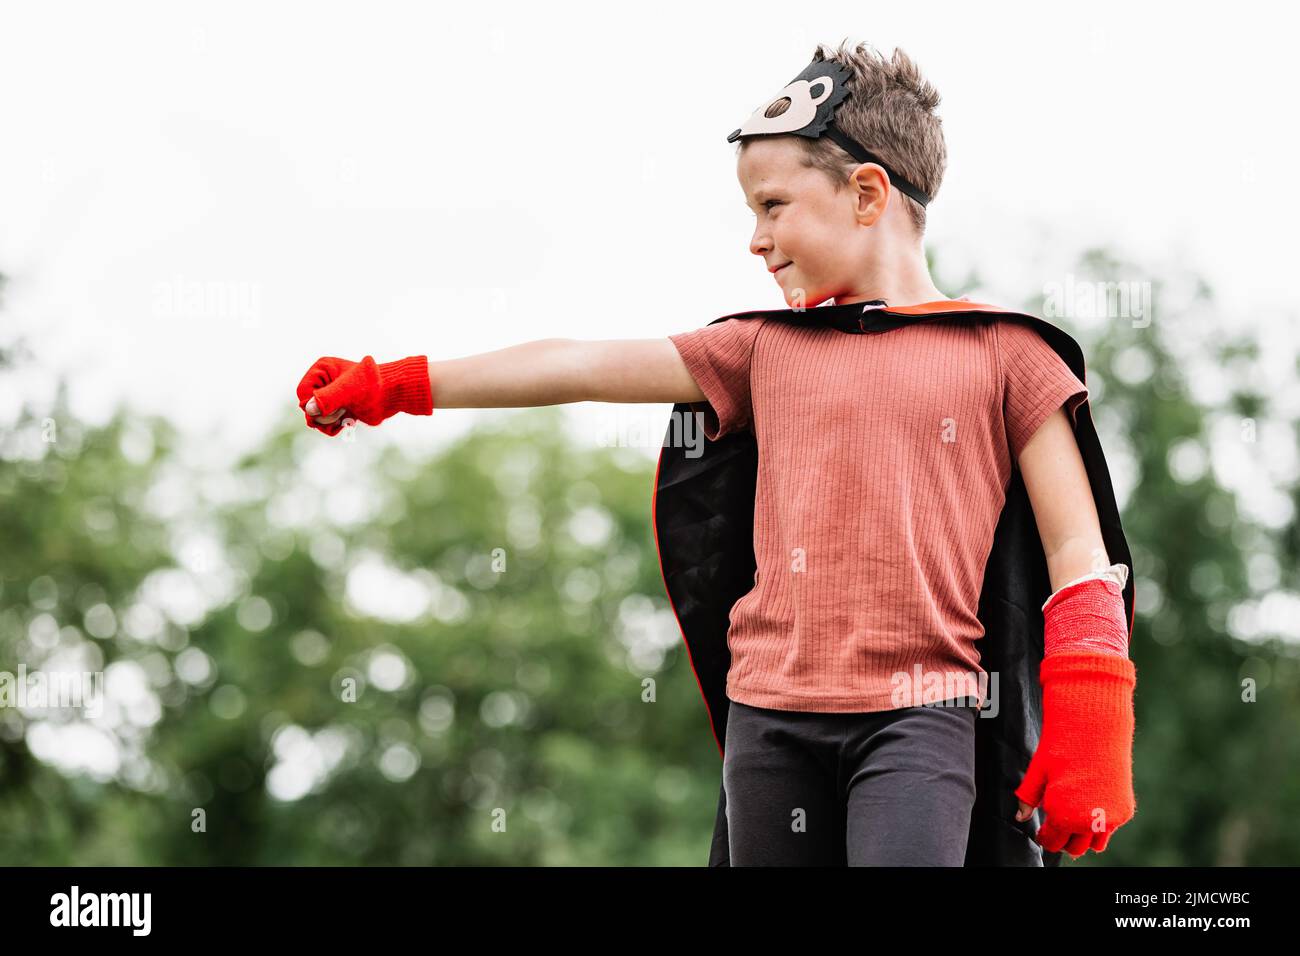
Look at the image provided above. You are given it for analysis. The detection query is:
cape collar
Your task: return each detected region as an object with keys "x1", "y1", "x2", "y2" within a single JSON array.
[{"x1": 713, "y1": 297, "x2": 1025, "y2": 335}]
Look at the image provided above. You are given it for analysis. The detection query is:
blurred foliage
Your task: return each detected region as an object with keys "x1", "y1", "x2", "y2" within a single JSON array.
[{"x1": 1, "y1": 249, "x2": 1299, "y2": 865}]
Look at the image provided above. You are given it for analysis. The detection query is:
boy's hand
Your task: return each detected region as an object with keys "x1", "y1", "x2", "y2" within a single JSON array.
[
  {"x1": 1013, "y1": 651, "x2": 1137, "y2": 858},
  {"x1": 296, "y1": 355, "x2": 433, "y2": 435},
  {"x1": 303, "y1": 396, "x2": 349, "y2": 432}
]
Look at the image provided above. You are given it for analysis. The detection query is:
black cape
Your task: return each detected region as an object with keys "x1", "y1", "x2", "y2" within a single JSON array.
[{"x1": 651, "y1": 299, "x2": 1136, "y2": 866}]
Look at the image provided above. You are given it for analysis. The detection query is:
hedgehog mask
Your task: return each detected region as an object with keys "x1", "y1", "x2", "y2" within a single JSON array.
[{"x1": 727, "y1": 57, "x2": 931, "y2": 208}]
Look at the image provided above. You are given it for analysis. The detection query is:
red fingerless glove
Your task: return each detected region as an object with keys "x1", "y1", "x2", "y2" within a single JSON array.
[
  {"x1": 1014, "y1": 651, "x2": 1137, "y2": 858},
  {"x1": 296, "y1": 355, "x2": 433, "y2": 435}
]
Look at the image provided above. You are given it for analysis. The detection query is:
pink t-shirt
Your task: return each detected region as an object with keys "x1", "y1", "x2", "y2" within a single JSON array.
[{"x1": 667, "y1": 300, "x2": 1088, "y2": 713}]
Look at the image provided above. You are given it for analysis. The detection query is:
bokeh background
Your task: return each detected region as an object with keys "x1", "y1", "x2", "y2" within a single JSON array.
[{"x1": 2, "y1": 1, "x2": 1298, "y2": 865}]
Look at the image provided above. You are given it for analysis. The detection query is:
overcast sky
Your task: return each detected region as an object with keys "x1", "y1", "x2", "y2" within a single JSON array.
[{"x1": 2, "y1": 0, "x2": 1297, "y2": 466}]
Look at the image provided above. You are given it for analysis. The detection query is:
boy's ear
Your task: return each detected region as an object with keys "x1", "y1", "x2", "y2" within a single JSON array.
[{"x1": 849, "y1": 164, "x2": 890, "y2": 226}]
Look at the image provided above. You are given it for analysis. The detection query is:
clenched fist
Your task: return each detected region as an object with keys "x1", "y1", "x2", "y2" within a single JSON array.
[{"x1": 296, "y1": 355, "x2": 433, "y2": 435}]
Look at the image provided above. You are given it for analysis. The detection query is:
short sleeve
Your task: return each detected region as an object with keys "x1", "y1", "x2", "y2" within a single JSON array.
[
  {"x1": 997, "y1": 319, "x2": 1089, "y2": 461},
  {"x1": 668, "y1": 317, "x2": 764, "y2": 440}
]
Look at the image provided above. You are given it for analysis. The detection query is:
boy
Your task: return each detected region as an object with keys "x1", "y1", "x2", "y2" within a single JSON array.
[{"x1": 296, "y1": 40, "x2": 1137, "y2": 867}]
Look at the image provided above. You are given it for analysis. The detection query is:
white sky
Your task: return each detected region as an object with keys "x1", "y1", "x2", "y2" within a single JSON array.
[{"x1": 2, "y1": 0, "x2": 1297, "y2": 466}]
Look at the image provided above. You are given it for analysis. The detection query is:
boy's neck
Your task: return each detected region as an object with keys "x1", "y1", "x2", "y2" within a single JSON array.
[{"x1": 830, "y1": 245, "x2": 949, "y2": 309}]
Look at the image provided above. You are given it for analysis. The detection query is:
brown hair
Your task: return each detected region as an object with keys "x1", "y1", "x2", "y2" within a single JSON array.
[{"x1": 740, "y1": 40, "x2": 947, "y2": 235}]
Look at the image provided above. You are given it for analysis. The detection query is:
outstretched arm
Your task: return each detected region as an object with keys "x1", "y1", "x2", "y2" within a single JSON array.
[
  {"x1": 301, "y1": 338, "x2": 706, "y2": 428},
  {"x1": 430, "y1": 338, "x2": 706, "y2": 408}
]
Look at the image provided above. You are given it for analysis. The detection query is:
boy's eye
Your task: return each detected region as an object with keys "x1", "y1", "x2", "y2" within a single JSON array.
[{"x1": 747, "y1": 199, "x2": 784, "y2": 218}]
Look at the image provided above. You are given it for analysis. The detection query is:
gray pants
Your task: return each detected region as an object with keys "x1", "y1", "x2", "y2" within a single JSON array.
[{"x1": 722, "y1": 697, "x2": 979, "y2": 866}]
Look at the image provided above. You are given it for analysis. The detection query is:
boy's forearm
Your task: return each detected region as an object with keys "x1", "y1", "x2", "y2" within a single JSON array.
[
  {"x1": 429, "y1": 339, "x2": 592, "y2": 408},
  {"x1": 1045, "y1": 535, "x2": 1110, "y2": 594}
]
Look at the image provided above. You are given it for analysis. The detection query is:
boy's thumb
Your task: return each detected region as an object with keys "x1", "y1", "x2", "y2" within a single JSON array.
[{"x1": 305, "y1": 397, "x2": 320, "y2": 415}]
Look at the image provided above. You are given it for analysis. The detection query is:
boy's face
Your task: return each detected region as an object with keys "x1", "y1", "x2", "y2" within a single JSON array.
[{"x1": 739, "y1": 136, "x2": 882, "y2": 307}]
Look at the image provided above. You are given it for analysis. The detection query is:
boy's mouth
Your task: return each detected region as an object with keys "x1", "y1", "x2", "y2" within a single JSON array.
[{"x1": 772, "y1": 263, "x2": 791, "y2": 276}]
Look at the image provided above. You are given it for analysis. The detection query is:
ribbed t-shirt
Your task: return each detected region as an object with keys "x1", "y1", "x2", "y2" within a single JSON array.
[{"x1": 667, "y1": 300, "x2": 1089, "y2": 714}]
